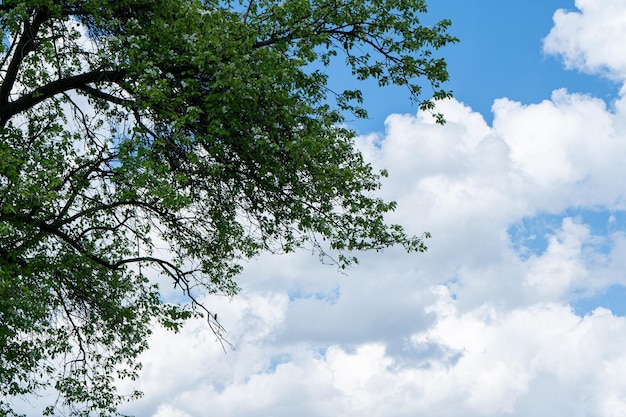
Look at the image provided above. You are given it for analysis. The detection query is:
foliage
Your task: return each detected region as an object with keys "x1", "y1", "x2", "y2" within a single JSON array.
[{"x1": 0, "y1": 0, "x2": 455, "y2": 415}]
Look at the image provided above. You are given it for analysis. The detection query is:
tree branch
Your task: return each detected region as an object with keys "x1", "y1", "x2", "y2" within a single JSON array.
[
  {"x1": 37, "y1": 222, "x2": 118, "y2": 270},
  {"x1": 77, "y1": 84, "x2": 133, "y2": 106},
  {"x1": 0, "y1": 68, "x2": 126, "y2": 126},
  {"x1": 0, "y1": 8, "x2": 48, "y2": 106}
]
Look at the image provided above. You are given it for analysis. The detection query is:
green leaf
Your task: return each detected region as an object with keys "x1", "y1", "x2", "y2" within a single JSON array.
[{"x1": 0, "y1": 0, "x2": 450, "y2": 414}]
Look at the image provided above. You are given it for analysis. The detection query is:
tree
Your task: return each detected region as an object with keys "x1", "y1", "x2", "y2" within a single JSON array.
[{"x1": 0, "y1": 0, "x2": 455, "y2": 415}]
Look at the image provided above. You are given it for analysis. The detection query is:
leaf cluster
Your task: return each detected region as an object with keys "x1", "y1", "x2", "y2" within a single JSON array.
[{"x1": 0, "y1": 0, "x2": 454, "y2": 414}]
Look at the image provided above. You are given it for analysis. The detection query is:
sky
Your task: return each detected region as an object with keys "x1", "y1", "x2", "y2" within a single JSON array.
[{"x1": 23, "y1": 1, "x2": 626, "y2": 416}]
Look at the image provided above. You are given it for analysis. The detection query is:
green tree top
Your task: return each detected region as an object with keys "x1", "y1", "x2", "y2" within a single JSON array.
[{"x1": 0, "y1": 0, "x2": 456, "y2": 415}]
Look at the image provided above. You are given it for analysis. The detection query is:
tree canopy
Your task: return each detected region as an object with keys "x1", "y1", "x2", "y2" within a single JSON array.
[{"x1": 0, "y1": 0, "x2": 455, "y2": 415}]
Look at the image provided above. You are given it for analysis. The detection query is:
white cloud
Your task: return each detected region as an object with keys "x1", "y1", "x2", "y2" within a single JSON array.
[
  {"x1": 153, "y1": 405, "x2": 193, "y2": 417},
  {"x1": 413, "y1": 292, "x2": 626, "y2": 417},
  {"x1": 122, "y1": 83, "x2": 626, "y2": 416},
  {"x1": 135, "y1": 295, "x2": 626, "y2": 417},
  {"x1": 524, "y1": 217, "x2": 591, "y2": 298},
  {"x1": 544, "y1": 0, "x2": 626, "y2": 80}
]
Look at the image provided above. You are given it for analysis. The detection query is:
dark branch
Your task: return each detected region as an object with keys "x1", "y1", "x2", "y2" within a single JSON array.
[
  {"x1": 0, "y1": 8, "x2": 48, "y2": 106},
  {"x1": 37, "y1": 222, "x2": 118, "y2": 270},
  {"x1": 0, "y1": 69, "x2": 126, "y2": 126},
  {"x1": 78, "y1": 84, "x2": 133, "y2": 106}
]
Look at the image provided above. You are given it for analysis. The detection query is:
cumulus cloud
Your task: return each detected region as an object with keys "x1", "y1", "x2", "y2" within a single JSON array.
[
  {"x1": 413, "y1": 292, "x2": 626, "y2": 417},
  {"x1": 544, "y1": 0, "x2": 626, "y2": 80},
  {"x1": 129, "y1": 295, "x2": 626, "y2": 417},
  {"x1": 122, "y1": 83, "x2": 626, "y2": 416}
]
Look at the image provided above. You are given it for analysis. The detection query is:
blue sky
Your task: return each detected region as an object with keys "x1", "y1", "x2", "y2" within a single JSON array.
[
  {"x1": 427, "y1": 0, "x2": 619, "y2": 121},
  {"x1": 44, "y1": 1, "x2": 626, "y2": 416},
  {"x1": 352, "y1": 0, "x2": 619, "y2": 134}
]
